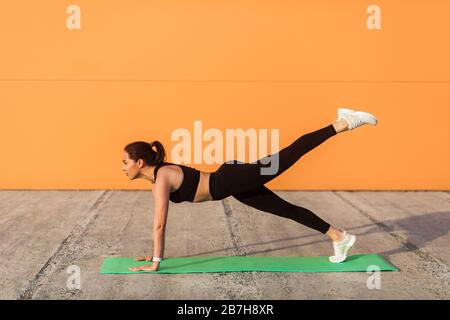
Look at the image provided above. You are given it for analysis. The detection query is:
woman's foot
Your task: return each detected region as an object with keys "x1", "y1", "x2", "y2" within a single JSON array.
[
  {"x1": 328, "y1": 230, "x2": 357, "y2": 263},
  {"x1": 337, "y1": 107, "x2": 378, "y2": 131}
]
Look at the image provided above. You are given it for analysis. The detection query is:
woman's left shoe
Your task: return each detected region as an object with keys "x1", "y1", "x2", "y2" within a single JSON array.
[
  {"x1": 337, "y1": 107, "x2": 378, "y2": 130},
  {"x1": 329, "y1": 231, "x2": 357, "y2": 263}
]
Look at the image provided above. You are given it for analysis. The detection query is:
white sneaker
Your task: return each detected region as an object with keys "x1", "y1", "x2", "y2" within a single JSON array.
[
  {"x1": 328, "y1": 231, "x2": 357, "y2": 263},
  {"x1": 337, "y1": 107, "x2": 378, "y2": 130}
]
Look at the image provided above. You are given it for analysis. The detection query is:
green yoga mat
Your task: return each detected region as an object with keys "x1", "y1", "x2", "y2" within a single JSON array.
[{"x1": 100, "y1": 254, "x2": 398, "y2": 274}]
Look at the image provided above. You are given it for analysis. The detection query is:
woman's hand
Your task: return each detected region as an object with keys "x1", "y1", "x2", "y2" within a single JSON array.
[{"x1": 129, "y1": 262, "x2": 159, "y2": 272}]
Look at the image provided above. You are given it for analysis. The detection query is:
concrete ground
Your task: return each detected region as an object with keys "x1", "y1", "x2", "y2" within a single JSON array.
[{"x1": 0, "y1": 190, "x2": 449, "y2": 300}]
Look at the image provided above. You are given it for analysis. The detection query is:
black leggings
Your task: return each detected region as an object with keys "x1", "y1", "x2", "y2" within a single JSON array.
[{"x1": 209, "y1": 123, "x2": 337, "y2": 234}]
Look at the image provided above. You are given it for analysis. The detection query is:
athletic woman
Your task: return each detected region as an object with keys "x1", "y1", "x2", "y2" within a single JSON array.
[{"x1": 124, "y1": 108, "x2": 378, "y2": 271}]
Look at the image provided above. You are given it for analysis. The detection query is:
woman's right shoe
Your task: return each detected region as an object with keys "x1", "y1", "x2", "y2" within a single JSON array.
[
  {"x1": 328, "y1": 231, "x2": 357, "y2": 263},
  {"x1": 337, "y1": 107, "x2": 378, "y2": 130}
]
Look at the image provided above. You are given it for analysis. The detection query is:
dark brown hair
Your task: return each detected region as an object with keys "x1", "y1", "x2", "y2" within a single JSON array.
[{"x1": 124, "y1": 140, "x2": 166, "y2": 167}]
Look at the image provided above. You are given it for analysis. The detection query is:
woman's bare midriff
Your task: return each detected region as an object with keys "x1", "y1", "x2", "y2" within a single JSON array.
[{"x1": 193, "y1": 171, "x2": 213, "y2": 203}]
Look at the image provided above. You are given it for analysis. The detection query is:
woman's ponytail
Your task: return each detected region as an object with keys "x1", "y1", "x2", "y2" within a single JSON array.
[
  {"x1": 149, "y1": 140, "x2": 166, "y2": 166},
  {"x1": 124, "y1": 140, "x2": 167, "y2": 166}
]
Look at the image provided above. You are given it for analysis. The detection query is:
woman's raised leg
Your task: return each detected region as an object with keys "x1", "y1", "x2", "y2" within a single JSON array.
[{"x1": 209, "y1": 123, "x2": 338, "y2": 200}]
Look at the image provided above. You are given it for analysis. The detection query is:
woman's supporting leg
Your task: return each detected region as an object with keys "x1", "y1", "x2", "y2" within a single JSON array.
[
  {"x1": 209, "y1": 123, "x2": 337, "y2": 200},
  {"x1": 231, "y1": 184, "x2": 331, "y2": 234}
]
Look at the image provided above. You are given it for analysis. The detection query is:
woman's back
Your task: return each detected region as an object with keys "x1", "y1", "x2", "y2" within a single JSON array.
[{"x1": 154, "y1": 162, "x2": 201, "y2": 203}]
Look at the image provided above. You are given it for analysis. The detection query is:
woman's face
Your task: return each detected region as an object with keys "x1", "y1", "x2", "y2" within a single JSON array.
[{"x1": 122, "y1": 151, "x2": 140, "y2": 180}]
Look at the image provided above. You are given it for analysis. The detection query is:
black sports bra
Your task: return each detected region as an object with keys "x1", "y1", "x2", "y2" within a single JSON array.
[{"x1": 153, "y1": 162, "x2": 201, "y2": 203}]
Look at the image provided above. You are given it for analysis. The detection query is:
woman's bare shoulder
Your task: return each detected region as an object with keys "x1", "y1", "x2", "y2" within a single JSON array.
[
  {"x1": 157, "y1": 164, "x2": 182, "y2": 177},
  {"x1": 155, "y1": 165, "x2": 183, "y2": 192}
]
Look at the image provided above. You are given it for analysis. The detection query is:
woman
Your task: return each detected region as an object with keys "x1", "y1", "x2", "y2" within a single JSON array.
[{"x1": 124, "y1": 107, "x2": 378, "y2": 272}]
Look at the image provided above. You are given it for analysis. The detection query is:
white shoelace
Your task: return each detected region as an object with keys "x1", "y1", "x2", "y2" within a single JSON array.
[{"x1": 346, "y1": 114, "x2": 362, "y2": 130}]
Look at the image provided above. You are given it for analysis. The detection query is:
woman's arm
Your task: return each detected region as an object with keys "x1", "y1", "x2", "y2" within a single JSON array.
[
  {"x1": 128, "y1": 169, "x2": 171, "y2": 272},
  {"x1": 151, "y1": 170, "x2": 171, "y2": 268}
]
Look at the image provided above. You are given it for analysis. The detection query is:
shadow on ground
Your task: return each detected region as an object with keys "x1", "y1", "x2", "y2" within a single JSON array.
[{"x1": 178, "y1": 210, "x2": 450, "y2": 261}]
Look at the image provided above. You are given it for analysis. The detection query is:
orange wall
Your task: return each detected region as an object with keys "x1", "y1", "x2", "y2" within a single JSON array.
[{"x1": 1, "y1": 0, "x2": 449, "y2": 190}]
